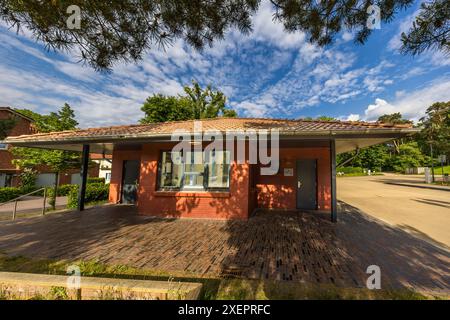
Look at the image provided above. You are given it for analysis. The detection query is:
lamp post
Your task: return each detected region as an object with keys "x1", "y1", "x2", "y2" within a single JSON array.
[{"x1": 429, "y1": 142, "x2": 435, "y2": 183}]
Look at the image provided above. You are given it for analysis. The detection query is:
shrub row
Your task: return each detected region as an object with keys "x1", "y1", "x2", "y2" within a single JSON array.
[
  {"x1": 0, "y1": 187, "x2": 24, "y2": 203},
  {"x1": 87, "y1": 177, "x2": 106, "y2": 184},
  {"x1": 1, "y1": 178, "x2": 108, "y2": 203},
  {"x1": 67, "y1": 183, "x2": 110, "y2": 208},
  {"x1": 337, "y1": 167, "x2": 364, "y2": 174}
]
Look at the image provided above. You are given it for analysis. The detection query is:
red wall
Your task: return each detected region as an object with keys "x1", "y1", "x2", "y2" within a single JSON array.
[
  {"x1": 109, "y1": 149, "x2": 142, "y2": 204},
  {"x1": 0, "y1": 110, "x2": 34, "y2": 172},
  {"x1": 108, "y1": 143, "x2": 331, "y2": 220},
  {"x1": 139, "y1": 143, "x2": 250, "y2": 220},
  {"x1": 254, "y1": 147, "x2": 331, "y2": 212}
]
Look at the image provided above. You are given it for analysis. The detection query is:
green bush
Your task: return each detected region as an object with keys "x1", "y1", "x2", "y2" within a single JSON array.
[
  {"x1": 19, "y1": 168, "x2": 37, "y2": 190},
  {"x1": 45, "y1": 184, "x2": 78, "y2": 198},
  {"x1": 67, "y1": 183, "x2": 110, "y2": 208},
  {"x1": 0, "y1": 187, "x2": 23, "y2": 203},
  {"x1": 337, "y1": 167, "x2": 364, "y2": 174},
  {"x1": 57, "y1": 184, "x2": 78, "y2": 196},
  {"x1": 87, "y1": 177, "x2": 106, "y2": 184}
]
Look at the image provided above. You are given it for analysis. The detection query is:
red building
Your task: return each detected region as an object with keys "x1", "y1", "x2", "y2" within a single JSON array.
[
  {"x1": 4, "y1": 118, "x2": 416, "y2": 220},
  {"x1": 0, "y1": 107, "x2": 36, "y2": 187},
  {"x1": 0, "y1": 106, "x2": 98, "y2": 188}
]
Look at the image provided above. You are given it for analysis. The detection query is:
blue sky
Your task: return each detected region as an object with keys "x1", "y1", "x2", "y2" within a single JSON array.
[{"x1": 0, "y1": 1, "x2": 449, "y2": 128}]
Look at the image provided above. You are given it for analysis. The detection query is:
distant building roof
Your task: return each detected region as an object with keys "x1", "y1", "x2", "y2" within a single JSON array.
[{"x1": 0, "y1": 107, "x2": 35, "y2": 123}]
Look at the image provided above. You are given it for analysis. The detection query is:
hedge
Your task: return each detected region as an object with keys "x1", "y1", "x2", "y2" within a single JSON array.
[
  {"x1": 337, "y1": 167, "x2": 364, "y2": 174},
  {"x1": 0, "y1": 187, "x2": 24, "y2": 203},
  {"x1": 87, "y1": 177, "x2": 106, "y2": 184},
  {"x1": 67, "y1": 183, "x2": 110, "y2": 208},
  {"x1": 1, "y1": 181, "x2": 108, "y2": 204},
  {"x1": 48, "y1": 184, "x2": 78, "y2": 197}
]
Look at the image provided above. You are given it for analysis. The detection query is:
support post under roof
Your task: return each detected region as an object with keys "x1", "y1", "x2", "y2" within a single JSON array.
[
  {"x1": 330, "y1": 139, "x2": 337, "y2": 222},
  {"x1": 77, "y1": 144, "x2": 90, "y2": 211}
]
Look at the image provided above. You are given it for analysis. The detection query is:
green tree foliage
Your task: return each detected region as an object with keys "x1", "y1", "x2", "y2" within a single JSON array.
[
  {"x1": 183, "y1": 80, "x2": 229, "y2": 119},
  {"x1": 338, "y1": 112, "x2": 422, "y2": 172},
  {"x1": 16, "y1": 103, "x2": 78, "y2": 133},
  {"x1": 0, "y1": 0, "x2": 426, "y2": 70},
  {"x1": 18, "y1": 168, "x2": 37, "y2": 191},
  {"x1": 377, "y1": 113, "x2": 413, "y2": 125},
  {"x1": 140, "y1": 81, "x2": 237, "y2": 123},
  {"x1": 337, "y1": 144, "x2": 389, "y2": 171},
  {"x1": 377, "y1": 112, "x2": 413, "y2": 154},
  {"x1": 401, "y1": 0, "x2": 449, "y2": 56},
  {"x1": 140, "y1": 95, "x2": 193, "y2": 123},
  {"x1": 12, "y1": 103, "x2": 80, "y2": 209},
  {"x1": 0, "y1": 116, "x2": 16, "y2": 140},
  {"x1": 389, "y1": 142, "x2": 429, "y2": 172},
  {"x1": 302, "y1": 116, "x2": 336, "y2": 121},
  {"x1": 416, "y1": 101, "x2": 450, "y2": 159}
]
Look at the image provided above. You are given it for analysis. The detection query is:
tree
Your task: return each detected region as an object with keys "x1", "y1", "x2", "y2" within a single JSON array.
[
  {"x1": 140, "y1": 95, "x2": 193, "y2": 124},
  {"x1": 183, "y1": 80, "x2": 230, "y2": 119},
  {"x1": 12, "y1": 104, "x2": 81, "y2": 209},
  {"x1": 389, "y1": 142, "x2": 429, "y2": 172},
  {"x1": 377, "y1": 113, "x2": 413, "y2": 154},
  {"x1": 417, "y1": 101, "x2": 450, "y2": 160},
  {"x1": 140, "y1": 81, "x2": 236, "y2": 123},
  {"x1": 337, "y1": 144, "x2": 389, "y2": 171},
  {"x1": 401, "y1": 0, "x2": 449, "y2": 56},
  {"x1": 337, "y1": 113, "x2": 415, "y2": 170},
  {"x1": 302, "y1": 116, "x2": 336, "y2": 121},
  {"x1": 0, "y1": 0, "x2": 427, "y2": 71},
  {"x1": 377, "y1": 113, "x2": 413, "y2": 125},
  {"x1": 16, "y1": 103, "x2": 78, "y2": 133}
]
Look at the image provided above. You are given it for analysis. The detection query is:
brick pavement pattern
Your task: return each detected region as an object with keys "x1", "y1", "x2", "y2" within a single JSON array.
[{"x1": 0, "y1": 203, "x2": 448, "y2": 293}]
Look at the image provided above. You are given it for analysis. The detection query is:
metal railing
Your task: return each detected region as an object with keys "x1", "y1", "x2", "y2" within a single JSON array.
[{"x1": 0, "y1": 188, "x2": 47, "y2": 220}]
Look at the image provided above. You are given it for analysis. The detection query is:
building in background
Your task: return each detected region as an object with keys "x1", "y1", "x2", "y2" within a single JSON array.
[
  {"x1": 0, "y1": 107, "x2": 35, "y2": 187},
  {"x1": 91, "y1": 154, "x2": 112, "y2": 183},
  {"x1": 0, "y1": 106, "x2": 99, "y2": 188}
]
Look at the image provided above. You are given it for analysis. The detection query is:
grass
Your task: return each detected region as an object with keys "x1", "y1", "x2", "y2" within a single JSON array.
[
  {"x1": 416, "y1": 165, "x2": 450, "y2": 175},
  {"x1": 432, "y1": 181, "x2": 450, "y2": 186},
  {"x1": 434, "y1": 165, "x2": 450, "y2": 175},
  {"x1": 0, "y1": 254, "x2": 444, "y2": 300},
  {"x1": 337, "y1": 173, "x2": 383, "y2": 177}
]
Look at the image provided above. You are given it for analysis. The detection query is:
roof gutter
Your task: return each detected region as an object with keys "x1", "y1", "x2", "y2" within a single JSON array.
[{"x1": 3, "y1": 127, "x2": 419, "y2": 146}]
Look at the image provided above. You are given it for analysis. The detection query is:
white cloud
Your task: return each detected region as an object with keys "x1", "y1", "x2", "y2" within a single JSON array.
[
  {"x1": 387, "y1": 9, "x2": 420, "y2": 52},
  {"x1": 0, "y1": 3, "x2": 447, "y2": 128},
  {"x1": 346, "y1": 114, "x2": 360, "y2": 121},
  {"x1": 248, "y1": 1, "x2": 305, "y2": 49},
  {"x1": 234, "y1": 101, "x2": 270, "y2": 118},
  {"x1": 363, "y1": 77, "x2": 450, "y2": 121},
  {"x1": 338, "y1": 113, "x2": 360, "y2": 121},
  {"x1": 341, "y1": 32, "x2": 353, "y2": 42}
]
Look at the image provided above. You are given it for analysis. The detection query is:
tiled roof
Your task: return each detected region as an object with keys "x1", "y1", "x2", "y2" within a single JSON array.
[{"x1": 4, "y1": 117, "x2": 415, "y2": 143}]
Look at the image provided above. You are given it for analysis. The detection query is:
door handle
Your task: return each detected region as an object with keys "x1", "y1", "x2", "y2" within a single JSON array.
[{"x1": 298, "y1": 181, "x2": 302, "y2": 188}]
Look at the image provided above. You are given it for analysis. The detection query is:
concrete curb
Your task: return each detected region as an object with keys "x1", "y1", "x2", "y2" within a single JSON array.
[{"x1": 0, "y1": 272, "x2": 202, "y2": 300}]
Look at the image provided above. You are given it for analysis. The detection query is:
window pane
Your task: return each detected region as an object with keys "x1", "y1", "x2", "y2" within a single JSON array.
[
  {"x1": 183, "y1": 151, "x2": 204, "y2": 189},
  {"x1": 207, "y1": 151, "x2": 230, "y2": 188},
  {"x1": 159, "y1": 152, "x2": 183, "y2": 188}
]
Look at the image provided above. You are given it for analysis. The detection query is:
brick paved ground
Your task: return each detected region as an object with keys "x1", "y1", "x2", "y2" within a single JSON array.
[{"x1": 0, "y1": 203, "x2": 448, "y2": 293}]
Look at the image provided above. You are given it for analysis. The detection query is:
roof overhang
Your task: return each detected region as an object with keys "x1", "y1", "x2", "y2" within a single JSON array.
[
  {"x1": 3, "y1": 128, "x2": 418, "y2": 154},
  {"x1": 0, "y1": 107, "x2": 34, "y2": 122}
]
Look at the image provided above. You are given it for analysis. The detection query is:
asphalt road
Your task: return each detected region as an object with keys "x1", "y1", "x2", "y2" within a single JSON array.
[{"x1": 337, "y1": 174, "x2": 450, "y2": 248}]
